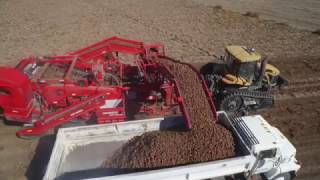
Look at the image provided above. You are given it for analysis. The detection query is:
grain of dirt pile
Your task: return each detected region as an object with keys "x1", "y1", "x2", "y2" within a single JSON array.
[{"x1": 103, "y1": 58, "x2": 236, "y2": 169}]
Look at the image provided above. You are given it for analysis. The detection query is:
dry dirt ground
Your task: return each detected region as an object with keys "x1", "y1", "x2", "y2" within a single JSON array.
[
  {"x1": 0, "y1": 0, "x2": 319, "y2": 180},
  {"x1": 196, "y1": 0, "x2": 320, "y2": 31}
]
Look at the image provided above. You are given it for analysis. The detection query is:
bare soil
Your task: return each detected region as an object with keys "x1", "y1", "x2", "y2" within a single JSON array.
[
  {"x1": 196, "y1": 0, "x2": 320, "y2": 31},
  {"x1": 0, "y1": 0, "x2": 319, "y2": 179},
  {"x1": 260, "y1": 57, "x2": 320, "y2": 180}
]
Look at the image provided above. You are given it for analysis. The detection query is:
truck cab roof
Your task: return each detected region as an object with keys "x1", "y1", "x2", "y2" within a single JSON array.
[{"x1": 232, "y1": 115, "x2": 296, "y2": 156}]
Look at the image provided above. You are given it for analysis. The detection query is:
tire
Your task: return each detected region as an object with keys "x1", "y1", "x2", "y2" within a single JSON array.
[
  {"x1": 273, "y1": 172, "x2": 292, "y2": 180},
  {"x1": 261, "y1": 172, "x2": 293, "y2": 180},
  {"x1": 258, "y1": 97, "x2": 274, "y2": 109},
  {"x1": 220, "y1": 94, "x2": 243, "y2": 114}
]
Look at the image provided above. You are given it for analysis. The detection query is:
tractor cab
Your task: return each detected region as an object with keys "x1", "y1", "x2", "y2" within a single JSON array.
[
  {"x1": 202, "y1": 45, "x2": 286, "y2": 114},
  {"x1": 224, "y1": 46, "x2": 261, "y2": 86},
  {"x1": 222, "y1": 46, "x2": 281, "y2": 88}
]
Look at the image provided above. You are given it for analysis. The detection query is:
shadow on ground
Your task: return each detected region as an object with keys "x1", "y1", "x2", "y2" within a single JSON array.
[{"x1": 26, "y1": 135, "x2": 56, "y2": 180}]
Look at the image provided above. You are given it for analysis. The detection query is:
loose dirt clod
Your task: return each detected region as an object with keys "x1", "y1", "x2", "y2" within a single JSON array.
[
  {"x1": 243, "y1": 11, "x2": 259, "y2": 18},
  {"x1": 103, "y1": 58, "x2": 236, "y2": 169},
  {"x1": 312, "y1": 29, "x2": 320, "y2": 35}
]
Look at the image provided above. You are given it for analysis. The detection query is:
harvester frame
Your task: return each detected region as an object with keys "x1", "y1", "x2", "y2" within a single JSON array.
[{"x1": 0, "y1": 37, "x2": 199, "y2": 138}]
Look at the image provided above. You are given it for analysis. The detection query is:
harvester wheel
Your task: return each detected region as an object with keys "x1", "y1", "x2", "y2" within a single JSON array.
[{"x1": 220, "y1": 94, "x2": 243, "y2": 114}]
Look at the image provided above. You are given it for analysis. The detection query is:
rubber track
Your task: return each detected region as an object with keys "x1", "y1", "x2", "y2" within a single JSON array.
[{"x1": 227, "y1": 89, "x2": 273, "y2": 100}]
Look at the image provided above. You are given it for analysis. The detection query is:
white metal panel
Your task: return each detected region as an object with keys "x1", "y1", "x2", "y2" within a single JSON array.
[
  {"x1": 44, "y1": 132, "x2": 66, "y2": 180},
  {"x1": 241, "y1": 115, "x2": 281, "y2": 153},
  {"x1": 88, "y1": 156, "x2": 252, "y2": 180}
]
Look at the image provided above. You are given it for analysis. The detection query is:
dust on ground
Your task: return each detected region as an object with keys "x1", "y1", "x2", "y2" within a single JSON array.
[{"x1": 0, "y1": 0, "x2": 319, "y2": 179}]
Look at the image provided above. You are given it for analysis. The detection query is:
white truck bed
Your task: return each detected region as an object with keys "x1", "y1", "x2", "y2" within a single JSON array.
[{"x1": 44, "y1": 113, "x2": 254, "y2": 180}]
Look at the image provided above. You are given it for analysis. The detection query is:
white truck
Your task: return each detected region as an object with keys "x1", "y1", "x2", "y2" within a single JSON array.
[{"x1": 44, "y1": 112, "x2": 300, "y2": 180}]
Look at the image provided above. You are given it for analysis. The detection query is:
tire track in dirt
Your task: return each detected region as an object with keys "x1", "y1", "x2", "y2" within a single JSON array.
[
  {"x1": 273, "y1": 61, "x2": 320, "y2": 100},
  {"x1": 261, "y1": 95, "x2": 320, "y2": 180},
  {"x1": 274, "y1": 87, "x2": 320, "y2": 100},
  {"x1": 285, "y1": 77, "x2": 320, "y2": 86}
]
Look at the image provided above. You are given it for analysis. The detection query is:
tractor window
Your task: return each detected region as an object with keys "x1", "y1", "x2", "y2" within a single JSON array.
[
  {"x1": 225, "y1": 53, "x2": 235, "y2": 71},
  {"x1": 237, "y1": 62, "x2": 257, "y2": 81},
  {"x1": 0, "y1": 88, "x2": 10, "y2": 96}
]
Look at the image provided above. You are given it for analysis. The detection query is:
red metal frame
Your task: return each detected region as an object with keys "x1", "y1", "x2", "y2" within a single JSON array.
[{"x1": 0, "y1": 36, "x2": 216, "y2": 138}]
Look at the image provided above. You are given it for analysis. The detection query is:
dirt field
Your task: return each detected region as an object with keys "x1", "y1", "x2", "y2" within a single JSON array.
[
  {"x1": 196, "y1": 0, "x2": 320, "y2": 31},
  {"x1": 260, "y1": 57, "x2": 320, "y2": 180},
  {"x1": 0, "y1": 0, "x2": 319, "y2": 179}
]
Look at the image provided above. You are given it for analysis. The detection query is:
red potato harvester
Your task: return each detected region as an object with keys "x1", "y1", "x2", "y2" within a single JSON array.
[{"x1": 0, "y1": 37, "x2": 201, "y2": 138}]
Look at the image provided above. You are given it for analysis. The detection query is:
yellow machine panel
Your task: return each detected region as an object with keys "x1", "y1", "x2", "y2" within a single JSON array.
[
  {"x1": 265, "y1": 64, "x2": 280, "y2": 76},
  {"x1": 222, "y1": 74, "x2": 252, "y2": 86},
  {"x1": 226, "y1": 46, "x2": 261, "y2": 62}
]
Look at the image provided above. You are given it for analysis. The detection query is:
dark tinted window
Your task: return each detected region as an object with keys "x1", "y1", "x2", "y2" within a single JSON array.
[
  {"x1": 260, "y1": 149, "x2": 277, "y2": 158},
  {"x1": 237, "y1": 62, "x2": 257, "y2": 81}
]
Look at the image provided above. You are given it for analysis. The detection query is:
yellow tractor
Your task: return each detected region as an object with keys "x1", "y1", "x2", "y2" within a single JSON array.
[{"x1": 202, "y1": 46, "x2": 286, "y2": 115}]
